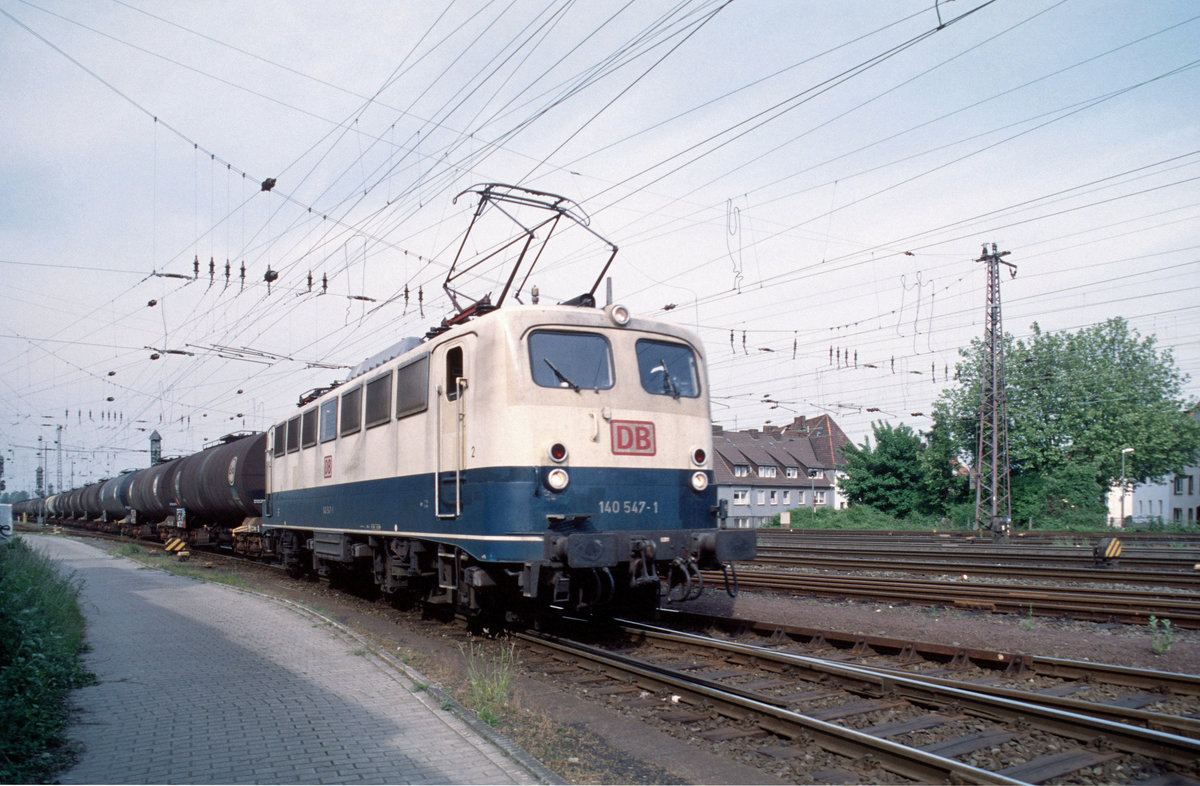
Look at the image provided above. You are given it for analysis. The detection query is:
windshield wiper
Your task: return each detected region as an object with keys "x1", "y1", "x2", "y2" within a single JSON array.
[
  {"x1": 659, "y1": 358, "x2": 680, "y2": 399},
  {"x1": 544, "y1": 358, "x2": 581, "y2": 393}
]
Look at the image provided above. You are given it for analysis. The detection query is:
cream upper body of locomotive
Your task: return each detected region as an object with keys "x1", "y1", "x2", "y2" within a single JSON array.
[{"x1": 265, "y1": 303, "x2": 714, "y2": 494}]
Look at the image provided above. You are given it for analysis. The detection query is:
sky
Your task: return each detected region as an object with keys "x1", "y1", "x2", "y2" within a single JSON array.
[{"x1": 1, "y1": 0, "x2": 1198, "y2": 496}]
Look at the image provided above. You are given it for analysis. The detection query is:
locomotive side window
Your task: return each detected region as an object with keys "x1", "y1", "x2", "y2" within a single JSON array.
[
  {"x1": 272, "y1": 425, "x2": 285, "y2": 458},
  {"x1": 286, "y1": 415, "x2": 301, "y2": 453},
  {"x1": 528, "y1": 330, "x2": 613, "y2": 391},
  {"x1": 635, "y1": 339, "x2": 700, "y2": 398},
  {"x1": 396, "y1": 354, "x2": 429, "y2": 419},
  {"x1": 445, "y1": 346, "x2": 464, "y2": 401},
  {"x1": 319, "y1": 398, "x2": 337, "y2": 443},
  {"x1": 340, "y1": 385, "x2": 362, "y2": 436},
  {"x1": 365, "y1": 371, "x2": 392, "y2": 429},
  {"x1": 300, "y1": 408, "x2": 317, "y2": 449}
]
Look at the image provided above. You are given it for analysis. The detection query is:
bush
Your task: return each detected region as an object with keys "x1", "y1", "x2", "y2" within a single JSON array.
[
  {"x1": 0, "y1": 538, "x2": 93, "y2": 783},
  {"x1": 775, "y1": 505, "x2": 971, "y2": 530}
]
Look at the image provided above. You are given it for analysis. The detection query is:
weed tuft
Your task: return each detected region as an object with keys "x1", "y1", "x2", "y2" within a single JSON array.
[
  {"x1": 1149, "y1": 615, "x2": 1173, "y2": 655},
  {"x1": 463, "y1": 641, "x2": 517, "y2": 727}
]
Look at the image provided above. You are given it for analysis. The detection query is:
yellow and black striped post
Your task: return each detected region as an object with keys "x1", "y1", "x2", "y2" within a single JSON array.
[{"x1": 1094, "y1": 537, "x2": 1121, "y2": 566}]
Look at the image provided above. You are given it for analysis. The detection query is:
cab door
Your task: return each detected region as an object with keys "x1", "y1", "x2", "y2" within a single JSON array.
[{"x1": 435, "y1": 342, "x2": 469, "y2": 518}]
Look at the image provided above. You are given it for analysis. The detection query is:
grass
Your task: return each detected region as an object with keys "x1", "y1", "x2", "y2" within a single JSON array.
[
  {"x1": 116, "y1": 549, "x2": 249, "y2": 589},
  {"x1": 0, "y1": 537, "x2": 95, "y2": 783},
  {"x1": 462, "y1": 641, "x2": 518, "y2": 727}
]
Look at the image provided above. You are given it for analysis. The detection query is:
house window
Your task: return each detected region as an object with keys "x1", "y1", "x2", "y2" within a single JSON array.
[
  {"x1": 1173, "y1": 508, "x2": 1183, "y2": 522},
  {"x1": 756, "y1": 490, "x2": 766, "y2": 505},
  {"x1": 782, "y1": 490, "x2": 791, "y2": 505},
  {"x1": 758, "y1": 465, "x2": 776, "y2": 478},
  {"x1": 769, "y1": 490, "x2": 778, "y2": 505},
  {"x1": 734, "y1": 465, "x2": 749, "y2": 478},
  {"x1": 1175, "y1": 476, "x2": 1186, "y2": 495},
  {"x1": 796, "y1": 491, "x2": 805, "y2": 505},
  {"x1": 815, "y1": 490, "x2": 827, "y2": 506},
  {"x1": 732, "y1": 489, "x2": 749, "y2": 505},
  {"x1": 786, "y1": 467, "x2": 799, "y2": 479}
]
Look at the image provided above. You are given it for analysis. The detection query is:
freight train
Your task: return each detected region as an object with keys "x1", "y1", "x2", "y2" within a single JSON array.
[{"x1": 13, "y1": 184, "x2": 755, "y2": 628}]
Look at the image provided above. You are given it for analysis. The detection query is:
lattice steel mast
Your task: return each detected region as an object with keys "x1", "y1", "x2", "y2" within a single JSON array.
[{"x1": 974, "y1": 243, "x2": 1016, "y2": 535}]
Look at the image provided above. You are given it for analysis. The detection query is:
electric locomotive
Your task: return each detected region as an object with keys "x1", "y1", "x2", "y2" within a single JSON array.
[
  {"x1": 260, "y1": 300, "x2": 754, "y2": 626},
  {"x1": 259, "y1": 184, "x2": 754, "y2": 626}
]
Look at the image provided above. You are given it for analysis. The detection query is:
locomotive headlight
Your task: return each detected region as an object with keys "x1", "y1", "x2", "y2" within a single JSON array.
[
  {"x1": 606, "y1": 303, "x2": 631, "y2": 326},
  {"x1": 546, "y1": 467, "x2": 570, "y2": 492},
  {"x1": 690, "y1": 471, "x2": 709, "y2": 492},
  {"x1": 691, "y1": 447, "x2": 707, "y2": 466}
]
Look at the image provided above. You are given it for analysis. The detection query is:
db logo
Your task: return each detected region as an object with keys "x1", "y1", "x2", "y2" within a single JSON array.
[
  {"x1": 611, "y1": 420, "x2": 656, "y2": 456},
  {"x1": 323, "y1": 455, "x2": 333, "y2": 478}
]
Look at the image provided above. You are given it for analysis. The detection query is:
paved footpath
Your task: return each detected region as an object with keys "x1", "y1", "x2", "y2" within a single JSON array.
[{"x1": 28, "y1": 535, "x2": 549, "y2": 785}]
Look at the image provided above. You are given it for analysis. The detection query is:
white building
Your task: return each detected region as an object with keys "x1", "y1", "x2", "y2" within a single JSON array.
[{"x1": 1107, "y1": 467, "x2": 1200, "y2": 526}]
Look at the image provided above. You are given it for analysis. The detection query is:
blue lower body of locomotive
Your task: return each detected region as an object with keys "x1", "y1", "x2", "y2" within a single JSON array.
[{"x1": 263, "y1": 465, "x2": 726, "y2": 564}]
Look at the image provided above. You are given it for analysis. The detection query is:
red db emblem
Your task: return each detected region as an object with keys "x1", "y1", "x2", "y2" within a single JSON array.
[
  {"x1": 611, "y1": 420, "x2": 656, "y2": 456},
  {"x1": 323, "y1": 455, "x2": 333, "y2": 478}
]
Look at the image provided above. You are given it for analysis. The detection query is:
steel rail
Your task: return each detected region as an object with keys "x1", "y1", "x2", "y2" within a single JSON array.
[
  {"x1": 516, "y1": 629, "x2": 1027, "y2": 785},
  {"x1": 658, "y1": 608, "x2": 1200, "y2": 697},
  {"x1": 616, "y1": 621, "x2": 1200, "y2": 766},
  {"x1": 703, "y1": 568, "x2": 1200, "y2": 627},
  {"x1": 750, "y1": 551, "x2": 1200, "y2": 587}
]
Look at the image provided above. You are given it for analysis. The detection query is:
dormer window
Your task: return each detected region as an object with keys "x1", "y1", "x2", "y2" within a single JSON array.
[
  {"x1": 757, "y1": 465, "x2": 776, "y2": 478},
  {"x1": 734, "y1": 465, "x2": 750, "y2": 478},
  {"x1": 786, "y1": 467, "x2": 799, "y2": 479}
]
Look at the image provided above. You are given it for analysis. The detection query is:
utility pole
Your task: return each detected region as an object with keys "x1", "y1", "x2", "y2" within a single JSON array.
[
  {"x1": 974, "y1": 243, "x2": 1016, "y2": 537},
  {"x1": 56, "y1": 424, "x2": 64, "y2": 497}
]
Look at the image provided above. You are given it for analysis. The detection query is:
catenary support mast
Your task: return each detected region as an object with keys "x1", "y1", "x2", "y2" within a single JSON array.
[{"x1": 974, "y1": 243, "x2": 1016, "y2": 535}]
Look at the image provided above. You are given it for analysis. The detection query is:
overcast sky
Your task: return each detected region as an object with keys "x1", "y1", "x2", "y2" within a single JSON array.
[{"x1": 2, "y1": 0, "x2": 1197, "y2": 494}]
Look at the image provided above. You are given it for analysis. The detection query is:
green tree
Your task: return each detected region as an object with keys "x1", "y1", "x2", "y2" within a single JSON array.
[
  {"x1": 839, "y1": 422, "x2": 933, "y2": 518},
  {"x1": 935, "y1": 317, "x2": 1200, "y2": 507}
]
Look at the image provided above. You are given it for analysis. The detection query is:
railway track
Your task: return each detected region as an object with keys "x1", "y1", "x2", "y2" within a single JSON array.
[
  {"x1": 519, "y1": 619, "x2": 1200, "y2": 784},
  {"x1": 750, "y1": 550, "x2": 1200, "y2": 588},
  {"x1": 757, "y1": 529, "x2": 1200, "y2": 548},
  {"x1": 705, "y1": 566, "x2": 1200, "y2": 629}
]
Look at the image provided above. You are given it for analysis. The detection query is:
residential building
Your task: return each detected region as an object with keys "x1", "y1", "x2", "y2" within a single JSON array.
[
  {"x1": 712, "y1": 415, "x2": 850, "y2": 528},
  {"x1": 1107, "y1": 467, "x2": 1200, "y2": 526}
]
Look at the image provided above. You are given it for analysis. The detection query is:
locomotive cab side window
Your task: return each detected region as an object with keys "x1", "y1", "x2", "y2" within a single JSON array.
[
  {"x1": 285, "y1": 415, "x2": 301, "y2": 453},
  {"x1": 396, "y1": 354, "x2": 429, "y2": 419},
  {"x1": 365, "y1": 371, "x2": 392, "y2": 429},
  {"x1": 635, "y1": 339, "x2": 700, "y2": 398},
  {"x1": 340, "y1": 385, "x2": 362, "y2": 436},
  {"x1": 445, "y1": 346, "x2": 464, "y2": 401},
  {"x1": 319, "y1": 398, "x2": 337, "y2": 443},
  {"x1": 300, "y1": 408, "x2": 317, "y2": 448},
  {"x1": 272, "y1": 425, "x2": 285, "y2": 458},
  {"x1": 528, "y1": 330, "x2": 613, "y2": 391}
]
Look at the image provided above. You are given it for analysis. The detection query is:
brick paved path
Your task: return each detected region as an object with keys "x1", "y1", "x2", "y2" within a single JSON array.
[{"x1": 29, "y1": 535, "x2": 546, "y2": 785}]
